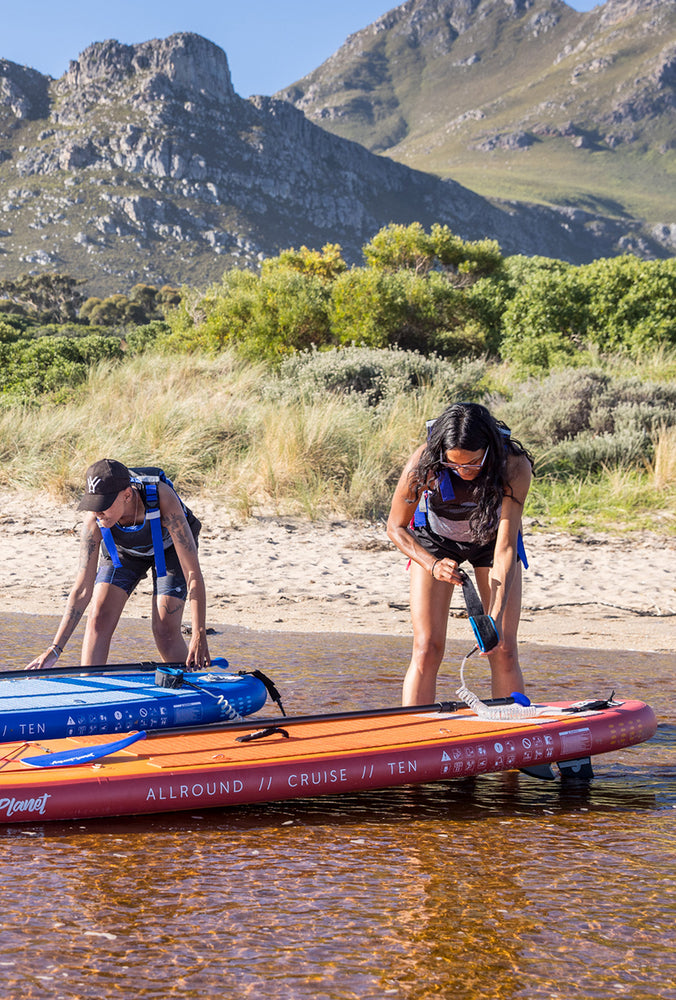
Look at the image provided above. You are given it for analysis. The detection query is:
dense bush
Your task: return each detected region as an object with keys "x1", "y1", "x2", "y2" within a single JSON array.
[
  {"x1": 261, "y1": 243, "x2": 348, "y2": 281},
  {"x1": 363, "y1": 222, "x2": 503, "y2": 281},
  {"x1": 0, "y1": 274, "x2": 84, "y2": 322},
  {"x1": 0, "y1": 321, "x2": 26, "y2": 344},
  {"x1": 80, "y1": 283, "x2": 181, "y2": 327},
  {"x1": 328, "y1": 268, "x2": 479, "y2": 355},
  {"x1": 123, "y1": 321, "x2": 172, "y2": 355},
  {"x1": 269, "y1": 346, "x2": 489, "y2": 407},
  {"x1": 580, "y1": 256, "x2": 676, "y2": 353},
  {"x1": 466, "y1": 255, "x2": 571, "y2": 355},
  {"x1": 495, "y1": 367, "x2": 676, "y2": 474},
  {"x1": 0, "y1": 334, "x2": 124, "y2": 400},
  {"x1": 169, "y1": 268, "x2": 332, "y2": 360},
  {"x1": 496, "y1": 256, "x2": 676, "y2": 372}
]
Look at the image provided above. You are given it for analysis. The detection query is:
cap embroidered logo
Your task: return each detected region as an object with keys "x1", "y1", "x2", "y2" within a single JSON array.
[{"x1": 87, "y1": 476, "x2": 103, "y2": 494}]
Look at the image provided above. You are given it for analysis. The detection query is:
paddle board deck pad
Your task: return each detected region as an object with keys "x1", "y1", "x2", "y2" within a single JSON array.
[
  {"x1": 0, "y1": 697, "x2": 657, "y2": 824},
  {"x1": 0, "y1": 659, "x2": 268, "y2": 743}
]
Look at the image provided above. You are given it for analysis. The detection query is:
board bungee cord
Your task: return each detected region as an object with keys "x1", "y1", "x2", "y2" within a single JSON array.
[{"x1": 154, "y1": 665, "x2": 244, "y2": 722}]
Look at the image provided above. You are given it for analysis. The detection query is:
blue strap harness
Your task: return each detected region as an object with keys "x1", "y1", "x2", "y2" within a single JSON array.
[
  {"x1": 413, "y1": 459, "x2": 528, "y2": 567},
  {"x1": 98, "y1": 481, "x2": 168, "y2": 578}
]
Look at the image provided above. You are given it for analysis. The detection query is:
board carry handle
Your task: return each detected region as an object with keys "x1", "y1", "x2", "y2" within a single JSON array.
[{"x1": 18, "y1": 695, "x2": 523, "y2": 769}]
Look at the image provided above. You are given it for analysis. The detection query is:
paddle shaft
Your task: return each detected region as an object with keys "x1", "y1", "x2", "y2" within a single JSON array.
[
  {"x1": 121, "y1": 695, "x2": 518, "y2": 741},
  {"x1": 0, "y1": 660, "x2": 187, "y2": 680},
  {"x1": 18, "y1": 696, "x2": 519, "y2": 768}
]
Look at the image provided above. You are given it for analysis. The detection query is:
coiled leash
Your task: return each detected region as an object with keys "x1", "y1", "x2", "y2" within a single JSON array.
[
  {"x1": 455, "y1": 569, "x2": 536, "y2": 720},
  {"x1": 154, "y1": 664, "x2": 287, "y2": 725}
]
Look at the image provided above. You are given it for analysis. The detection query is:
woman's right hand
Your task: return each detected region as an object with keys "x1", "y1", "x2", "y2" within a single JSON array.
[{"x1": 431, "y1": 557, "x2": 464, "y2": 585}]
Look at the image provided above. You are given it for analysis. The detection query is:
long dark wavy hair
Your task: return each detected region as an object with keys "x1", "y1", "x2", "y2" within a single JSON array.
[{"x1": 409, "y1": 402, "x2": 534, "y2": 543}]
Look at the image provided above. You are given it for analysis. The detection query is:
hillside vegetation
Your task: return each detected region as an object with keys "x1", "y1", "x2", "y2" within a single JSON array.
[
  {"x1": 277, "y1": 0, "x2": 676, "y2": 228},
  {"x1": 1, "y1": 223, "x2": 675, "y2": 535}
]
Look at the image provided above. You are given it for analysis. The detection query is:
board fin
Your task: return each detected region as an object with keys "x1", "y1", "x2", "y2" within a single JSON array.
[
  {"x1": 519, "y1": 763, "x2": 556, "y2": 780},
  {"x1": 558, "y1": 757, "x2": 594, "y2": 780}
]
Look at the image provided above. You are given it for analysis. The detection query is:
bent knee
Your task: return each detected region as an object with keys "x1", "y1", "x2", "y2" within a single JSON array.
[
  {"x1": 411, "y1": 637, "x2": 446, "y2": 668},
  {"x1": 86, "y1": 607, "x2": 120, "y2": 635},
  {"x1": 152, "y1": 619, "x2": 183, "y2": 644}
]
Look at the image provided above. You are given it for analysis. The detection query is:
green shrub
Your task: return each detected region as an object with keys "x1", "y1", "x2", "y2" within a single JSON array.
[
  {"x1": 496, "y1": 256, "x2": 676, "y2": 372},
  {"x1": 499, "y1": 267, "x2": 590, "y2": 372},
  {"x1": 496, "y1": 367, "x2": 676, "y2": 474},
  {"x1": 261, "y1": 243, "x2": 347, "y2": 281},
  {"x1": 466, "y1": 255, "x2": 570, "y2": 355},
  {"x1": 172, "y1": 268, "x2": 333, "y2": 361},
  {"x1": 124, "y1": 321, "x2": 172, "y2": 355},
  {"x1": 0, "y1": 334, "x2": 124, "y2": 399},
  {"x1": 328, "y1": 268, "x2": 477, "y2": 355},
  {"x1": 579, "y1": 256, "x2": 676, "y2": 353},
  {"x1": 362, "y1": 222, "x2": 502, "y2": 282},
  {"x1": 269, "y1": 346, "x2": 489, "y2": 408},
  {"x1": 0, "y1": 321, "x2": 25, "y2": 344}
]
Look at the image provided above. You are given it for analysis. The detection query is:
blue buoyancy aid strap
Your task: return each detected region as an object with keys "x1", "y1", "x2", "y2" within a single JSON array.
[
  {"x1": 517, "y1": 530, "x2": 528, "y2": 569},
  {"x1": 98, "y1": 524, "x2": 122, "y2": 567},
  {"x1": 438, "y1": 468, "x2": 455, "y2": 501},
  {"x1": 144, "y1": 482, "x2": 167, "y2": 578},
  {"x1": 413, "y1": 491, "x2": 427, "y2": 527},
  {"x1": 96, "y1": 478, "x2": 169, "y2": 578},
  {"x1": 414, "y1": 469, "x2": 455, "y2": 527}
]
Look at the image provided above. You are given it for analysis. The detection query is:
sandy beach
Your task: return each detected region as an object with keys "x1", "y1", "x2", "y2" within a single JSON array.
[{"x1": 1, "y1": 490, "x2": 674, "y2": 654}]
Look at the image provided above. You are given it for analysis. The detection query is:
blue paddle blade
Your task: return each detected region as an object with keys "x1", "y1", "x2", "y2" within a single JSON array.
[{"x1": 21, "y1": 730, "x2": 147, "y2": 768}]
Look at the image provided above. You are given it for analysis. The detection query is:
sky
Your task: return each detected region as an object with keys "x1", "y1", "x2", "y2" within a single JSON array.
[{"x1": 3, "y1": 0, "x2": 602, "y2": 98}]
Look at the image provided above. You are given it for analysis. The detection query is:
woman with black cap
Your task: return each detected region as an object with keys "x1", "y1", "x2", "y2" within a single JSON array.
[
  {"x1": 26, "y1": 459, "x2": 211, "y2": 670},
  {"x1": 387, "y1": 403, "x2": 533, "y2": 705}
]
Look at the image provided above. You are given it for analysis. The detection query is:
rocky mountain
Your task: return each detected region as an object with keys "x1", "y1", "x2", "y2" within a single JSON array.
[
  {"x1": 276, "y1": 0, "x2": 676, "y2": 237},
  {"x1": 0, "y1": 27, "x2": 673, "y2": 296}
]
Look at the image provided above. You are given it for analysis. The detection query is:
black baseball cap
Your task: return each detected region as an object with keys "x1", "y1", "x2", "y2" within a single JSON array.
[{"x1": 77, "y1": 459, "x2": 131, "y2": 512}]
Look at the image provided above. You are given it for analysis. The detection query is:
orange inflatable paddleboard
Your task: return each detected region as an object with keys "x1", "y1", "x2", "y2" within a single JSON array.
[{"x1": 0, "y1": 697, "x2": 657, "y2": 824}]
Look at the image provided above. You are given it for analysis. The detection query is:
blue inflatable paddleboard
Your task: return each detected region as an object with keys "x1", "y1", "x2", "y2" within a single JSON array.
[{"x1": 0, "y1": 658, "x2": 268, "y2": 742}]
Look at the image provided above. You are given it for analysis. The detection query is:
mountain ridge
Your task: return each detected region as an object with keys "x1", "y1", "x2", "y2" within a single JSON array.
[
  {"x1": 0, "y1": 22, "x2": 673, "y2": 296},
  {"x1": 275, "y1": 0, "x2": 676, "y2": 227}
]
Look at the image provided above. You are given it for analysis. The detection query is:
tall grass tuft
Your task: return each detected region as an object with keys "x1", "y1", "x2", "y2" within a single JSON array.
[{"x1": 652, "y1": 425, "x2": 676, "y2": 488}]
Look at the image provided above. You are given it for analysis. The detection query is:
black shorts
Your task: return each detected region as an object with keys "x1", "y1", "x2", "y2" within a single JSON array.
[{"x1": 413, "y1": 526, "x2": 496, "y2": 568}]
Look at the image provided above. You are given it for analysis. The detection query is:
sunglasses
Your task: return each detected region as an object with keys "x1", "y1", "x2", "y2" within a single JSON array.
[{"x1": 438, "y1": 448, "x2": 488, "y2": 472}]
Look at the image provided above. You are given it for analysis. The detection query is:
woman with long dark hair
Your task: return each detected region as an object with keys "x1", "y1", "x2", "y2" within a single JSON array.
[{"x1": 387, "y1": 402, "x2": 534, "y2": 705}]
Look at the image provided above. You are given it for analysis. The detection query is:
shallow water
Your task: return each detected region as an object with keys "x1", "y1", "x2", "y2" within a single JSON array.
[{"x1": 1, "y1": 612, "x2": 674, "y2": 1000}]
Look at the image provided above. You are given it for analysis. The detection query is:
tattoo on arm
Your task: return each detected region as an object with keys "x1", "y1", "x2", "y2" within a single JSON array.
[
  {"x1": 79, "y1": 524, "x2": 100, "y2": 569},
  {"x1": 165, "y1": 510, "x2": 197, "y2": 553}
]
